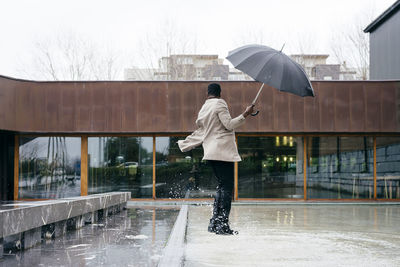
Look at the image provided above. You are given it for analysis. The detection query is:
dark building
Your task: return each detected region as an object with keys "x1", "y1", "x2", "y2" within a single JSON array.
[
  {"x1": 0, "y1": 75, "x2": 399, "y2": 201},
  {"x1": 364, "y1": 0, "x2": 400, "y2": 80}
]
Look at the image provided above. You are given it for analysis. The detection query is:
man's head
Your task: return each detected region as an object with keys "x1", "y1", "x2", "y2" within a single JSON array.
[{"x1": 207, "y1": 83, "x2": 221, "y2": 97}]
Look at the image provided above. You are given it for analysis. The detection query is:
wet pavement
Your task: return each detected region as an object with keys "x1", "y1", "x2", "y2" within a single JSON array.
[
  {"x1": 185, "y1": 204, "x2": 400, "y2": 267},
  {"x1": 1, "y1": 206, "x2": 179, "y2": 267}
]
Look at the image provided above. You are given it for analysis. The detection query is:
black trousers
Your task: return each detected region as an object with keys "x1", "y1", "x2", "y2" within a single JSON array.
[{"x1": 208, "y1": 160, "x2": 234, "y2": 222}]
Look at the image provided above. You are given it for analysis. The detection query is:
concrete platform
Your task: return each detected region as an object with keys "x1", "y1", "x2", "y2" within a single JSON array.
[
  {"x1": 184, "y1": 204, "x2": 400, "y2": 266},
  {"x1": 0, "y1": 192, "x2": 130, "y2": 258},
  {"x1": 1, "y1": 206, "x2": 179, "y2": 266}
]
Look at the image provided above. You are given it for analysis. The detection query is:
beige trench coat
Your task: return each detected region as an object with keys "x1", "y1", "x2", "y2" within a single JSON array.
[{"x1": 177, "y1": 98, "x2": 246, "y2": 162}]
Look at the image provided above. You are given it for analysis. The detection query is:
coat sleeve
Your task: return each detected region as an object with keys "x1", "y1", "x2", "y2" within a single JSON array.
[
  {"x1": 216, "y1": 99, "x2": 246, "y2": 131},
  {"x1": 177, "y1": 128, "x2": 204, "y2": 152}
]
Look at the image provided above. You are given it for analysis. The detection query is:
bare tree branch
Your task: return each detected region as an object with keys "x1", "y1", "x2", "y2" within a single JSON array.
[{"x1": 23, "y1": 31, "x2": 122, "y2": 81}]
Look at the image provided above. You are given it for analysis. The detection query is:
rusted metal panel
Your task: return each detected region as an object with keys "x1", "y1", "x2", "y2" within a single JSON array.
[
  {"x1": 334, "y1": 83, "x2": 351, "y2": 132},
  {"x1": 349, "y1": 83, "x2": 365, "y2": 132},
  {"x1": 274, "y1": 90, "x2": 290, "y2": 131},
  {"x1": 167, "y1": 84, "x2": 181, "y2": 132},
  {"x1": 76, "y1": 82, "x2": 92, "y2": 131},
  {"x1": 289, "y1": 93, "x2": 305, "y2": 132},
  {"x1": 318, "y1": 82, "x2": 335, "y2": 132},
  {"x1": 257, "y1": 83, "x2": 274, "y2": 132},
  {"x1": 365, "y1": 84, "x2": 381, "y2": 131},
  {"x1": 0, "y1": 75, "x2": 399, "y2": 133},
  {"x1": 304, "y1": 83, "x2": 320, "y2": 132},
  {"x1": 106, "y1": 83, "x2": 122, "y2": 132},
  {"x1": 380, "y1": 83, "x2": 397, "y2": 131},
  {"x1": 182, "y1": 82, "x2": 197, "y2": 131},
  {"x1": 44, "y1": 83, "x2": 62, "y2": 132},
  {"x1": 121, "y1": 82, "x2": 138, "y2": 132},
  {"x1": 15, "y1": 85, "x2": 33, "y2": 131}
]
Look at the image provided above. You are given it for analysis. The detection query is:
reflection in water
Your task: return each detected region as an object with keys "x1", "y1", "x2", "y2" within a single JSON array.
[{"x1": 1, "y1": 207, "x2": 179, "y2": 266}]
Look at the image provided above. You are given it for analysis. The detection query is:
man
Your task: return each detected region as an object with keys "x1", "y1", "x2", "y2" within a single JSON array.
[{"x1": 178, "y1": 83, "x2": 254, "y2": 235}]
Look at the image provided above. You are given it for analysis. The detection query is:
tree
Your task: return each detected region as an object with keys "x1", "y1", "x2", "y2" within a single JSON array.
[
  {"x1": 21, "y1": 31, "x2": 122, "y2": 81},
  {"x1": 330, "y1": 9, "x2": 375, "y2": 80},
  {"x1": 129, "y1": 19, "x2": 199, "y2": 80}
]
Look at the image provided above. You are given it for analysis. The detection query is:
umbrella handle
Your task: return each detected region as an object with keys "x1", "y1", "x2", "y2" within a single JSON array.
[{"x1": 251, "y1": 110, "x2": 259, "y2": 116}]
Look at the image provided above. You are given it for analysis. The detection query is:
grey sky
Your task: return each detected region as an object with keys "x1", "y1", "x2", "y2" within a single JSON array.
[{"x1": 0, "y1": 0, "x2": 396, "y2": 79}]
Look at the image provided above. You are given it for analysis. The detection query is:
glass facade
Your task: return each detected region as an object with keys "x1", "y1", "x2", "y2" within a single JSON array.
[
  {"x1": 376, "y1": 137, "x2": 400, "y2": 199},
  {"x1": 18, "y1": 137, "x2": 81, "y2": 199},
  {"x1": 15, "y1": 135, "x2": 400, "y2": 200},
  {"x1": 88, "y1": 137, "x2": 153, "y2": 198},
  {"x1": 306, "y1": 137, "x2": 374, "y2": 199},
  {"x1": 155, "y1": 137, "x2": 216, "y2": 198},
  {"x1": 238, "y1": 136, "x2": 304, "y2": 198}
]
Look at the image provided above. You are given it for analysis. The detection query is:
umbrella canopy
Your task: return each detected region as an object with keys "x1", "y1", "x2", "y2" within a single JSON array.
[{"x1": 226, "y1": 44, "x2": 315, "y2": 97}]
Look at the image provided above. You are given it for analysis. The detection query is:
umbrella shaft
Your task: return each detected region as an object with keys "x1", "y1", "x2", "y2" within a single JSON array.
[{"x1": 252, "y1": 83, "x2": 265, "y2": 105}]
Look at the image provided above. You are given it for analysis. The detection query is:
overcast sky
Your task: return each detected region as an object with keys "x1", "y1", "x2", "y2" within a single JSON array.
[{"x1": 0, "y1": 0, "x2": 396, "y2": 79}]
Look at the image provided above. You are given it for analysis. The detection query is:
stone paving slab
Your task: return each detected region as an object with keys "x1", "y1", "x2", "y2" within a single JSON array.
[{"x1": 184, "y1": 205, "x2": 400, "y2": 267}]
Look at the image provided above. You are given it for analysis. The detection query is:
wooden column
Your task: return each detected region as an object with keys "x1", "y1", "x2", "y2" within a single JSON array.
[
  {"x1": 14, "y1": 135, "x2": 19, "y2": 200},
  {"x1": 81, "y1": 135, "x2": 88, "y2": 196},
  {"x1": 234, "y1": 135, "x2": 239, "y2": 200},
  {"x1": 373, "y1": 137, "x2": 377, "y2": 200},
  {"x1": 303, "y1": 137, "x2": 307, "y2": 200},
  {"x1": 234, "y1": 162, "x2": 238, "y2": 201},
  {"x1": 153, "y1": 136, "x2": 156, "y2": 200}
]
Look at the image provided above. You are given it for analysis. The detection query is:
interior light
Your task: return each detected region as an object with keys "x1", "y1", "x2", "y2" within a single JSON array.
[
  {"x1": 283, "y1": 136, "x2": 287, "y2": 145},
  {"x1": 276, "y1": 157, "x2": 280, "y2": 162},
  {"x1": 284, "y1": 156, "x2": 287, "y2": 161},
  {"x1": 290, "y1": 157, "x2": 293, "y2": 162},
  {"x1": 276, "y1": 136, "x2": 280, "y2": 146}
]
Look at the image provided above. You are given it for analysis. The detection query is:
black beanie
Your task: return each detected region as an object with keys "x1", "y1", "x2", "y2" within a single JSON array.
[{"x1": 208, "y1": 83, "x2": 221, "y2": 97}]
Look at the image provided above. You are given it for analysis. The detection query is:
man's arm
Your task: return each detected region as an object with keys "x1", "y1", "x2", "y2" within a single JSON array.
[
  {"x1": 177, "y1": 128, "x2": 204, "y2": 152},
  {"x1": 217, "y1": 100, "x2": 253, "y2": 131}
]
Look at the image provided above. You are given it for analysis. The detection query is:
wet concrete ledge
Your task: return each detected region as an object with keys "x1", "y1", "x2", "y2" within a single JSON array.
[
  {"x1": 158, "y1": 205, "x2": 188, "y2": 267},
  {"x1": 0, "y1": 192, "x2": 130, "y2": 258},
  {"x1": 127, "y1": 200, "x2": 400, "y2": 206}
]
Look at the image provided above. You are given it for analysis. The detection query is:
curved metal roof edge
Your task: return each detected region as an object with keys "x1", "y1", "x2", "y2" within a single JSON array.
[
  {"x1": 1, "y1": 74, "x2": 400, "y2": 83},
  {"x1": 364, "y1": 0, "x2": 400, "y2": 33}
]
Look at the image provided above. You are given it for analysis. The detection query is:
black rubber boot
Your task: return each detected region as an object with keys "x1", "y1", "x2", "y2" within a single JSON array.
[
  {"x1": 208, "y1": 218, "x2": 220, "y2": 233},
  {"x1": 214, "y1": 218, "x2": 238, "y2": 235}
]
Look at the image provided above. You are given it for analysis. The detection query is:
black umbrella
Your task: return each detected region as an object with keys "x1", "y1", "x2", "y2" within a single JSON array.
[{"x1": 226, "y1": 44, "x2": 314, "y2": 115}]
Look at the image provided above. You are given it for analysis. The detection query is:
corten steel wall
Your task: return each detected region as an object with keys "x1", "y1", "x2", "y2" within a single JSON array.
[{"x1": 0, "y1": 75, "x2": 400, "y2": 133}]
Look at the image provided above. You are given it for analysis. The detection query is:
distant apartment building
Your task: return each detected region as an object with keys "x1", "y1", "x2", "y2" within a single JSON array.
[
  {"x1": 228, "y1": 68, "x2": 253, "y2": 81},
  {"x1": 290, "y1": 54, "x2": 357, "y2": 80},
  {"x1": 125, "y1": 54, "x2": 231, "y2": 81},
  {"x1": 125, "y1": 53, "x2": 357, "y2": 81}
]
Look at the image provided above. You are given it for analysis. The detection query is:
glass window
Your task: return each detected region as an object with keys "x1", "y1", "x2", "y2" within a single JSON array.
[
  {"x1": 88, "y1": 137, "x2": 153, "y2": 198},
  {"x1": 307, "y1": 137, "x2": 373, "y2": 199},
  {"x1": 155, "y1": 137, "x2": 216, "y2": 199},
  {"x1": 19, "y1": 137, "x2": 81, "y2": 199},
  {"x1": 376, "y1": 137, "x2": 400, "y2": 199},
  {"x1": 238, "y1": 136, "x2": 304, "y2": 198}
]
